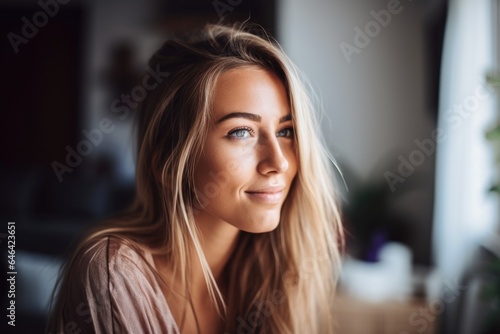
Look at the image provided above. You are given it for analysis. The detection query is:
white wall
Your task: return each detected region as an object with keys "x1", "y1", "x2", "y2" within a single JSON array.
[{"x1": 278, "y1": 0, "x2": 434, "y2": 181}]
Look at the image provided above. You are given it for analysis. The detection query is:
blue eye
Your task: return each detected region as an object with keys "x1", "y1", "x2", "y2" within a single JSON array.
[
  {"x1": 228, "y1": 127, "x2": 252, "y2": 139},
  {"x1": 277, "y1": 127, "x2": 294, "y2": 138}
]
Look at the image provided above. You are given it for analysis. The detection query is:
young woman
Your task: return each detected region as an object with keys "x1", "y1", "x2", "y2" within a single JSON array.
[{"x1": 47, "y1": 24, "x2": 344, "y2": 334}]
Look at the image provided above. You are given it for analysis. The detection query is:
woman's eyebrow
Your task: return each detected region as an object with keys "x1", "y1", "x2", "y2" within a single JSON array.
[
  {"x1": 217, "y1": 112, "x2": 261, "y2": 123},
  {"x1": 216, "y1": 112, "x2": 292, "y2": 124}
]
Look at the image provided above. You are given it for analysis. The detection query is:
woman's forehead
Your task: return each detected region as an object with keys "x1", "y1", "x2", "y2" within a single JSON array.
[{"x1": 211, "y1": 67, "x2": 291, "y2": 121}]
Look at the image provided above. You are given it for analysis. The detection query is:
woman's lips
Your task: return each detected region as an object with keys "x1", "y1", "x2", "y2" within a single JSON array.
[{"x1": 245, "y1": 188, "x2": 284, "y2": 203}]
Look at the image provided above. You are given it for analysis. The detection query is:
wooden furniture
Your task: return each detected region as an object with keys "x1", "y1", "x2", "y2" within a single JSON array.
[{"x1": 333, "y1": 292, "x2": 437, "y2": 334}]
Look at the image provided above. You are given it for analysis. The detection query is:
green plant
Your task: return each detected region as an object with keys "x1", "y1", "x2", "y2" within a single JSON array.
[
  {"x1": 481, "y1": 71, "x2": 500, "y2": 334},
  {"x1": 480, "y1": 259, "x2": 500, "y2": 334}
]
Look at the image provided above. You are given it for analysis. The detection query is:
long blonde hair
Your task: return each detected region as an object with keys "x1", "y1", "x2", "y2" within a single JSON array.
[{"x1": 49, "y1": 23, "x2": 344, "y2": 333}]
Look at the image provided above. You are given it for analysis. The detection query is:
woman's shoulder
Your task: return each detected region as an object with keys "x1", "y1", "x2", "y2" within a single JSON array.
[
  {"x1": 75, "y1": 234, "x2": 155, "y2": 283},
  {"x1": 62, "y1": 234, "x2": 180, "y2": 333}
]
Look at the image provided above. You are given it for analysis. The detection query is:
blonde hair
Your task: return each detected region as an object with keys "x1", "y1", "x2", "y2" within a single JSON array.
[{"x1": 49, "y1": 24, "x2": 344, "y2": 333}]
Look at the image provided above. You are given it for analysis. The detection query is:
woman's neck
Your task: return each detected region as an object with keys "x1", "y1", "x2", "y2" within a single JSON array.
[
  {"x1": 191, "y1": 215, "x2": 240, "y2": 296},
  {"x1": 153, "y1": 216, "x2": 240, "y2": 333}
]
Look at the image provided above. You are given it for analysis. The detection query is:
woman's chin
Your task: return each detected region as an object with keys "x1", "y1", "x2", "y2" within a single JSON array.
[{"x1": 238, "y1": 218, "x2": 281, "y2": 234}]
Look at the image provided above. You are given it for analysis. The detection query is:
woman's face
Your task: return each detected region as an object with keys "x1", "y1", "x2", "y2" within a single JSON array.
[{"x1": 193, "y1": 66, "x2": 298, "y2": 233}]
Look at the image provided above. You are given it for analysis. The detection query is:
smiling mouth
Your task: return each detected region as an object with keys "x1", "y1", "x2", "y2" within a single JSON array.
[{"x1": 244, "y1": 189, "x2": 284, "y2": 203}]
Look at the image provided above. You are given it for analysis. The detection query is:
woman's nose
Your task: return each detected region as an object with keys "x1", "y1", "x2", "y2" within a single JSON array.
[{"x1": 257, "y1": 137, "x2": 289, "y2": 175}]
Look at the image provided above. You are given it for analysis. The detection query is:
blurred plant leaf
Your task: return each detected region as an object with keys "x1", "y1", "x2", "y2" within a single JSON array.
[
  {"x1": 486, "y1": 72, "x2": 500, "y2": 87},
  {"x1": 489, "y1": 184, "x2": 500, "y2": 193},
  {"x1": 485, "y1": 125, "x2": 500, "y2": 141}
]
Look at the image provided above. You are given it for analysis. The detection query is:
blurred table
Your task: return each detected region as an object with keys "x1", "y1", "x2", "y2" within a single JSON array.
[{"x1": 332, "y1": 292, "x2": 437, "y2": 334}]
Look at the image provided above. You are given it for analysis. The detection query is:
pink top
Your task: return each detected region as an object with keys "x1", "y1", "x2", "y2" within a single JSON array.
[{"x1": 52, "y1": 236, "x2": 180, "y2": 333}]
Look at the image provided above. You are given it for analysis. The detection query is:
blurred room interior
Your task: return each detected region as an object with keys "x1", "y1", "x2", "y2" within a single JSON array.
[{"x1": 0, "y1": 0, "x2": 499, "y2": 333}]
